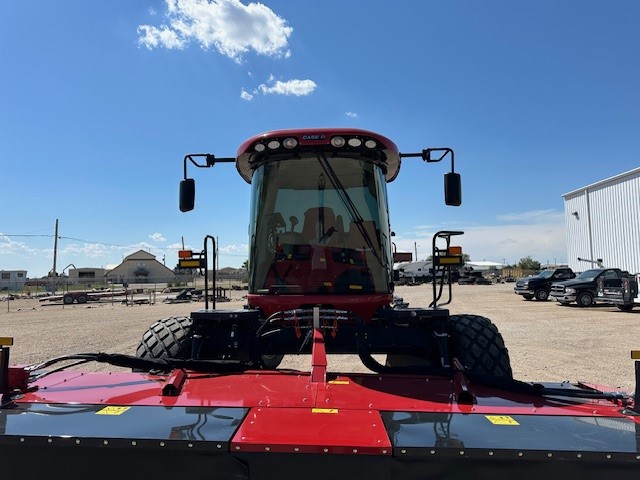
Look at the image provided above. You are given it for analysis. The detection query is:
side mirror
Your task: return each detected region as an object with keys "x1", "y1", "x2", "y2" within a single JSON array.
[
  {"x1": 180, "y1": 178, "x2": 195, "y2": 212},
  {"x1": 444, "y1": 172, "x2": 462, "y2": 206}
]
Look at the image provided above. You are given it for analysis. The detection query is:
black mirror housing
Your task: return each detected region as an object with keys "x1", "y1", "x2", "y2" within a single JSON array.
[
  {"x1": 180, "y1": 178, "x2": 195, "y2": 212},
  {"x1": 444, "y1": 172, "x2": 462, "y2": 206}
]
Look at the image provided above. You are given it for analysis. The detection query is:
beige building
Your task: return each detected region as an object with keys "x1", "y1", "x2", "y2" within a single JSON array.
[
  {"x1": 68, "y1": 268, "x2": 108, "y2": 284},
  {"x1": 106, "y1": 250, "x2": 175, "y2": 285}
]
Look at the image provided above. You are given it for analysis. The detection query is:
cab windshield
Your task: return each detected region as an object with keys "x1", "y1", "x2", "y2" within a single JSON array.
[
  {"x1": 248, "y1": 155, "x2": 392, "y2": 295},
  {"x1": 575, "y1": 269, "x2": 601, "y2": 281}
]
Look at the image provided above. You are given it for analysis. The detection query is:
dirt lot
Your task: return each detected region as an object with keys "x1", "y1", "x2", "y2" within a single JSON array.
[{"x1": 1, "y1": 282, "x2": 638, "y2": 392}]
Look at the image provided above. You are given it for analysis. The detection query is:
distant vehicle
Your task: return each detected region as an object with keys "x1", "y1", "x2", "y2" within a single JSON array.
[
  {"x1": 395, "y1": 260, "x2": 432, "y2": 284},
  {"x1": 596, "y1": 272, "x2": 640, "y2": 311},
  {"x1": 513, "y1": 267, "x2": 575, "y2": 301},
  {"x1": 550, "y1": 268, "x2": 628, "y2": 307},
  {"x1": 458, "y1": 271, "x2": 490, "y2": 285},
  {"x1": 395, "y1": 261, "x2": 460, "y2": 285}
]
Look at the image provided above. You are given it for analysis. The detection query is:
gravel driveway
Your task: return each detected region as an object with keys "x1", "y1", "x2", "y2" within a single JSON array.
[{"x1": 1, "y1": 282, "x2": 638, "y2": 392}]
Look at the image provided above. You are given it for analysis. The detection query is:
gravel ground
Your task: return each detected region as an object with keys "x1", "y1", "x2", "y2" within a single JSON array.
[{"x1": 1, "y1": 283, "x2": 638, "y2": 392}]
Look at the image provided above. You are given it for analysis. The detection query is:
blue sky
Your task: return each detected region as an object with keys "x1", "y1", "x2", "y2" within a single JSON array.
[{"x1": 1, "y1": 0, "x2": 639, "y2": 277}]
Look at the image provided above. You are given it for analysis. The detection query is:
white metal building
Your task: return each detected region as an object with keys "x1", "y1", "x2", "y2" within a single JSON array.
[
  {"x1": 0, "y1": 270, "x2": 28, "y2": 290},
  {"x1": 563, "y1": 167, "x2": 640, "y2": 274}
]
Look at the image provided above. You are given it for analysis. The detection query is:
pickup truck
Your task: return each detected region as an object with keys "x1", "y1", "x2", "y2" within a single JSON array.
[
  {"x1": 513, "y1": 267, "x2": 575, "y2": 301},
  {"x1": 596, "y1": 272, "x2": 640, "y2": 311},
  {"x1": 549, "y1": 268, "x2": 628, "y2": 307}
]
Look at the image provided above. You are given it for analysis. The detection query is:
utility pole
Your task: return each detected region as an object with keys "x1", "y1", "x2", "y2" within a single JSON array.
[{"x1": 51, "y1": 219, "x2": 59, "y2": 277}]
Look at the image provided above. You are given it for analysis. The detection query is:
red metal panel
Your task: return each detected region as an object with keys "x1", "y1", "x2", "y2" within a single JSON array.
[
  {"x1": 18, "y1": 370, "x2": 635, "y2": 421},
  {"x1": 231, "y1": 407, "x2": 392, "y2": 454},
  {"x1": 246, "y1": 293, "x2": 393, "y2": 321},
  {"x1": 310, "y1": 329, "x2": 327, "y2": 383}
]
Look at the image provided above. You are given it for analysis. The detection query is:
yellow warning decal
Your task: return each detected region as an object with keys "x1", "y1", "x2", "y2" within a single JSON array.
[
  {"x1": 328, "y1": 380, "x2": 349, "y2": 385},
  {"x1": 349, "y1": 285, "x2": 363, "y2": 290},
  {"x1": 485, "y1": 415, "x2": 519, "y2": 425},
  {"x1": 312, "y1": 408, "x2": 338, "y2": 414},
  {"x1": 96, "y1": 406, "x2": 131, "y2": 416}
]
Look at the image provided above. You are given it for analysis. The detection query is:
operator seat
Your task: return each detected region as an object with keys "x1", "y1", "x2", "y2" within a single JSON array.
[
  {"x1": 301, "y1": 207, "x2": 338, "y2": 244},
  {"x1": 347, "y1": 220, "x2": 380, "y2": 251}
]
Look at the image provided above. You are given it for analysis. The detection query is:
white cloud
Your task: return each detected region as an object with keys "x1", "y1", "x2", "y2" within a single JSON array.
[
  {"x1": 137, "y1": 25, "x2": 185, "y2": 49},
  {"x1": 0, "y1": 234, "x2": 39, "y2": 257},
  {"x1": 59, "y1": 242, "x2": 110, "y2": 258},
  {"x1": 218, "y1": 243, "x2": 248, "y2": 255},
  {"x1": 257, "y1": 78, "x2": 317, "y2": 96},
  {"x1": 242, "y1": 76, "x2": 317, "y2": 99},
  {"x1": 393, "y1": 213, "x2": 567, "y2": 265},
  {"x1": 137, "y1": 0, "x2": 293, "y2": 63},
  {"x1": 345, "y1": 111, "x2": 358, "y2": 118},
  {"x1": 149, "y1": 232, "x2": 167, "y2": 242},
  {"x1": 496, "y1": 209, "x2": 564, "y2": 224}
]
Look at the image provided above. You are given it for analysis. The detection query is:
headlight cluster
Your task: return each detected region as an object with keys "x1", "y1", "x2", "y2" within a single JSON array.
[
  {"x1": 253, "y1": 137, "x2": 299, "y2": 152},
  {"x1": 252, "y1": 135, "x2": 380, "y2": 153},
  {"x1": 330, "y1": 136, "x2": 378, "y2": 149},
  {"x1": 565, "y1": 288, "x2": 576, "y2": 294}
]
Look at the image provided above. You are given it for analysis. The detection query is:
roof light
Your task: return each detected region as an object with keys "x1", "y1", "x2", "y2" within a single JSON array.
[
  {"x1": 365, "y1": 139, "x2": 377, "y2": 148},
  {"x1": 254, "y1": 143, "x2": 266, "y2": 152},
  {"x1": 348, "y1": 138, "x2": 362, "y2": 147},
  {"x1": 283, "y1": 137, "x2": 298, "y2": 149},
  {"x1": 331, "y1": 136, "x2": 346, "y2": 148},
  {"x1": 268, "y1": 140, "x2": 281, "y2": 149}
]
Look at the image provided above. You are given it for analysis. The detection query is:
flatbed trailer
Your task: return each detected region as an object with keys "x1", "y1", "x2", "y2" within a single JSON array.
[{"x1": 38, "y1": 289, "x2": 129, "y2": 305}]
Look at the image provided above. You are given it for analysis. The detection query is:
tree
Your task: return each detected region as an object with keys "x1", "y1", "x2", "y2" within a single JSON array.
[
  {"x1": 516, "y1": 256, "x2": 541, "y2": 270},
  {"x1": 242, "y1": 259, "x2": 249, "y2": 270}
]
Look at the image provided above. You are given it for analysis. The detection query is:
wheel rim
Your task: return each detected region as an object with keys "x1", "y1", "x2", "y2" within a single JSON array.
[
  {"x1": 578, "y1": 293, "x2": 592, "y2": 306},
  {"x1": 535, "y1": 290, "x2": 548, "y2": 301}
]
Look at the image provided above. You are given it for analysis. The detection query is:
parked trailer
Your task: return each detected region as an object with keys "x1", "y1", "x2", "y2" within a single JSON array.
[{"x1": 38, "y1": 289, "x2": 129, "y2": 305}]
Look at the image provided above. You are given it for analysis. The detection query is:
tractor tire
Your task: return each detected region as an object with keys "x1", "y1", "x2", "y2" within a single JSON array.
[
  {"x1": 449, "y1": 314, "x2": 513, "y2": 380},
  {"x1": 534, "y1": 289, "x2": 549, "y2": 301},
  {"x1": 522, "y1": 294, "x2": 534, "y2": 300},
  {"x1": 260, "y1": 354, "x2": 285, "y2": 369},
  {"x1": 136, "y1": 316, "x2": 193, "y2": 359},
  {"x1": 63, "y1": 294, "x2": 74, "y2": 305},
  {"x1": 576, "y1": 292, "x2": 594, "y2": 307},
  {"x1": 136, "y1": 316, "x2": 284, "y2": 369}
]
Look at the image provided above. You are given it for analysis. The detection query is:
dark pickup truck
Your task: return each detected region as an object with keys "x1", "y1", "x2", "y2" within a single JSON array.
[
  {"x1": 550, "y1": 268, "x2": 628, "y2": 307},
  {"x1": 513, "y1": 267, "x2": 575, "y2": 301},
  {"x1": 596, "y1": 272, "x2": 640, "y2": 311}
]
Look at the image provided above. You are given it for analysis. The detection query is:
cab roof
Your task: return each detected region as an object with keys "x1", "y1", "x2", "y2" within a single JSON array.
[{"x1": 235, "y1": 128, "x2": 401, "y2": 184}]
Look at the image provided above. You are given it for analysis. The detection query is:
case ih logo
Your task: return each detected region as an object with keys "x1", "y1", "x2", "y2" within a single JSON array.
[
  {"x1": 302, "y1": 134, "x2": 326, "y2": 140},
  {"x1": 301, "y1": 134, "x2": 328, "y2": 144}
]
